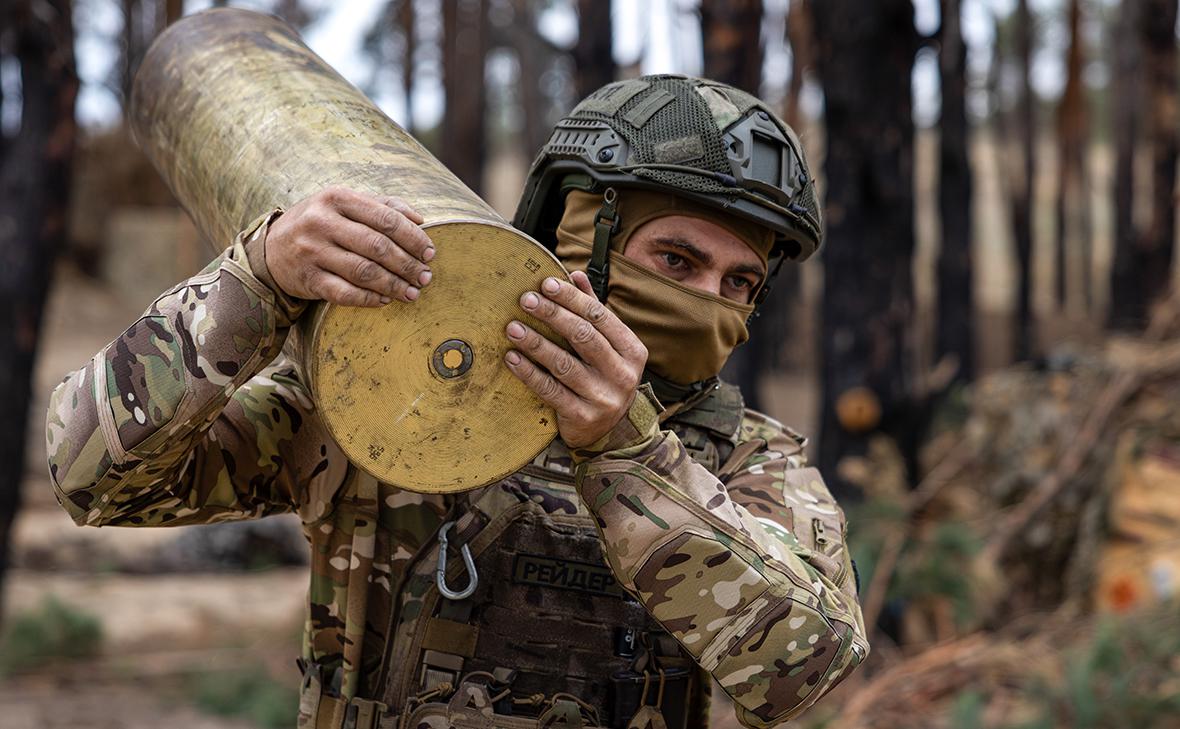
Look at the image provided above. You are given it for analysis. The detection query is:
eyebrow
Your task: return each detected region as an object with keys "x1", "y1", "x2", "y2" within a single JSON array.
[{"x1": 652, "y1": 235, "x2": 766, "y2": 283}]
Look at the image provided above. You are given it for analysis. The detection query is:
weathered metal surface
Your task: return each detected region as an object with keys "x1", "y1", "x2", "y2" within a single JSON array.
[{"x1": 130, "y1": 8, "x2": 565, "y2": 493}]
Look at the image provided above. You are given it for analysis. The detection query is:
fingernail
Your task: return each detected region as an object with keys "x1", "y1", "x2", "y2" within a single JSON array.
[
  {"x1": 507, "y1": 321, "x2": 526, "y2": 339},
  {"x1": 418, "y1": 269, "x2": 432, "y2": 286},
  {"x1": 379, "y1": 296, "x2": 392, "y2": 305},
  {"x1": 505, "y1": 351, "x2": 521, "y2": 365},
  {"x1": 423, "y1": 247, "x2": 436, "y2": 262},
  {"x1": 542, "y1": 277, "x2": 560, "y2": 294},
  {"x1": 522, "y1": 292, "x2": 539, "y2": 309},
  {"x1": 405, "y1": 286, "x2": 419, "y2": 301}
]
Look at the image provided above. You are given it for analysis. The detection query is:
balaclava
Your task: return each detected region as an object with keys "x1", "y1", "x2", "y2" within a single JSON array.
[{"x1": 555, "y1": 188, "x2": 774, "y2": 387}]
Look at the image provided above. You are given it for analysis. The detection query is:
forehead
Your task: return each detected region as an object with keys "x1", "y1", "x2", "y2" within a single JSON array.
[{"x1": 629, "y1": 215, "x2": 765, "y2": 267}]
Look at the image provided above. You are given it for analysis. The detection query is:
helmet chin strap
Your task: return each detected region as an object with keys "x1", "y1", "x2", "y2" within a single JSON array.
[{"x1": 587, "y1": 187, "x2": 619, "y2": 302}]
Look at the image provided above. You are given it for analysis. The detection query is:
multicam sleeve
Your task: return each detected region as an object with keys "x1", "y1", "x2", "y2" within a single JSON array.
[
  {"x1": 571, "y1": 392, "x2": 869, "y2": 728},
  {"x1": 45, "y1": 211, "x2": 346, "y2": 527}
]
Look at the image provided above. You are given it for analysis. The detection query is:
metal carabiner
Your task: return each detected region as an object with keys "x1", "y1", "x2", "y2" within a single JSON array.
[{"x1": 435, "y1": 520, "x2": 478, "y2": 600}]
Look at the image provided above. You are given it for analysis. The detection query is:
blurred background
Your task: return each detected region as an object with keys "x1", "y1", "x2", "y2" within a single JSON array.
[{"x1": 2, "y1": 0, "x2": 1180, "y2": 727}]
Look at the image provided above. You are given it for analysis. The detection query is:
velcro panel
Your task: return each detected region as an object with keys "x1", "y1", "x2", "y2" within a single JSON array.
[
  {"x1": 623, "y1": 89, "x2": 675, "y2": 128},
  {"x1": 422, "y1": 617, "x2": 479, "y2": 657}
]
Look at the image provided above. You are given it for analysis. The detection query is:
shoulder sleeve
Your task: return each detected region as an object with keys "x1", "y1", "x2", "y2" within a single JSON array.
[
  {"x1": 572, "y1": 396, "x2": 869, "y2": 728},
  {"x1": 45, "y1": 212, "x2": 347, "y2": 526}
]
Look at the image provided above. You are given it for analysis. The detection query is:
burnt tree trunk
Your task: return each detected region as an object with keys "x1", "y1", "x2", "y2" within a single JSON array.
[
  {"x1": 0, "y1": 0, "x2": 78, "y2": 623},
  {"x1": 516, "y1": 0, "x2": 549, "y2": 158},
  {"x1": 401, "y1": 0, "x2": 415, "y2": 136},
  {"x1": 573, "y1": 0, "x2": 613, "y2": 102},
  {"x1": 164, "y1": 0, "x2": 182, "y2": 26},
  {"x1": 1010, "y1": 0, "x2": 1036, "y2": 360},
  {"x1": 1108, "y1": 0, "x2": 1141, "y2": 328},
  {"x1": 700, "y1": 0, "x2": 763, "y2": 95},
  {"x1": 441, "y1": 0, "x2": 488, "y2": 194},
  {"x1": 1054, "y1": 0, "x2": 1088, "y2": 313},
  {"x1": 784, "y1": 0, "x2": 814, "y2": 128},
  {"x1": 1132, "y1": 0, "x2": 1178, "y2": 323},
  {"x1": 936, "y1": 0, "x2": 974, "y2": 384},
  {"x1": 700, "y1": 0, "x2": 773, "y2": 409},
  {"x1": 813, "y1": 0, "x2": 919, "y2": 497}
]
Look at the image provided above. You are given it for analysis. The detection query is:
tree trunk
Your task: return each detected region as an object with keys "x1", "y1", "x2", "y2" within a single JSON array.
[
  {"x1": 936, "y1": 0, "x2": 974, "y2": 384},
  {"x1": 813, "y1": 0, "x2": 919, "y2": 498},
  {"x1": 1108, "y1": 0, "x2": 1141, "y2": 328},
  {"x1": 401, "y1": 0, "x2": 415, "y2": 136},
  {"x1": 120, "y1": 0, "x2": 143, "y2": 106},
  {"x1": 1010, "y1": 0, "x2": 1036, "y2": 360},
  {"x1": 515, "y1": 0, "x2": 549, "y2": 159},
  {"x1": 1054, "y1": 0, "x2": 1088, "y2": 313},
  {"x1": 164, "y1": 0, "x2": 182, "y2": 26},
  {"x1": 572, "y1": 0, "x2": 613, "y2": 102},
  {"x1": 0, "y1": 0, "x2": 78, "y2": 624},
  {"x1": 1135, "y1": 0, "x2": 1178, "y2": 322},
  {"x1": 700, "y1": 0, "x2": 763, "y2": 95},
  {"x1": 441, "y1": 0, "x2": 488, "y2": 193},
  {"x1": 784, "y1": 0, "x2": 814, "y2": 129}
]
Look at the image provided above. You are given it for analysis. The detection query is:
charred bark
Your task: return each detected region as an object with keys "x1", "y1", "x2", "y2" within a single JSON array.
[
  {"x1": 1054, "y1": 0, "x2": 1089, "y2": 313},
  {"x1": 784, "y1": 0, "x2": 814, "y2": 129},
  {"x1": 0, "y1": 0, "x2": 78, "y2": 622},
  {"x1": 700, "y1": 0, "x2": 763, "y2": 95},
  {"x1": 401, "y1": 0, "x2": 415, "y2": 136},
  {"x1": 813, "y1": 0, "x2": 920, "y2": 498},
  {"x1": 441, "y1": 0, "x2": 489, "y2": 193},
  {"x1": 1011, "y1": 0, "x2": 1036, "y2": 360},
  {"x1": 936, "y1": 0, "x2": 974, "y2": 384},
  {"x1": 572, "y1": 0, "x2": 613, "y2": 102},
  {"x1": 1108, "y1": 0, "x2": 1141, "y2": 328}
]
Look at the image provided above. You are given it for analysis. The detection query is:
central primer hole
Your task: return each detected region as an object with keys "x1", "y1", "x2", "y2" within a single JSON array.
[{"x1": 442, "y1": 349, "x2": 463, "y2": 370}]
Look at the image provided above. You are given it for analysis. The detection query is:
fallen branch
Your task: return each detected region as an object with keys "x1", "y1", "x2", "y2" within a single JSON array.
[{"x1": 981, "y1": 294, "x2": 1180, "y2": 564}]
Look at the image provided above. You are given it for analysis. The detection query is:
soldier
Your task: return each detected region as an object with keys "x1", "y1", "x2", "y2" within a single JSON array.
[{"x1": 46, "y1": 75, "x2": 867, "y2": 729}]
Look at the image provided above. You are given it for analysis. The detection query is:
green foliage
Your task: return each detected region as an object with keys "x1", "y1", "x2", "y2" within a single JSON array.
[
  {"x1": 847, "y1": 492, "x2": 984, "y2": 629},
  {"x1": 192, "y1": 666, "x2": 300, "y2": 729},
  {"x1": 944, "y1": 607, "x2": 1180, "y2": 729},
  {"x1": 894, "y1": 522, "x2": 983, "y2": 627},
  {"x1": 0, "y1": 596, "x2": 103, "y2": 675},
  {"x1": 950, "y1": 690, "x2": 986, "y2": 729}
]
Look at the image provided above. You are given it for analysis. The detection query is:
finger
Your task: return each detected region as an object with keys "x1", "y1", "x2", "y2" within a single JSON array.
[
  {"x1": 570, "y1": 269, "x2": 595, "y2": 297},
  {"x1": 307, "y1": 270, "x2": 390, "y2": 308},
  {"x1": 504, "y1": 349, "x2": 581, "y2": 413},
  {"x1": 332, "y1": 188, "x2": 435, "y2": 262},
  {"x1": 506, "y1": 320, "x2": 592, "y2": 397},
  {"x1": 377, "y1": 195, "x2": 424, "y2": 226},
  {"x1": 519, "y1": 289, "x2": 619, "y2": 373},
  {"x1": 329, "y1": 218, "x2": 433, "y2": 290},
  {"x1": 537, "y1": 276, "x2": 645, "y2": 360},
  {"x1": 316, "y1": 245, "x2": 420, "y2": 302}
]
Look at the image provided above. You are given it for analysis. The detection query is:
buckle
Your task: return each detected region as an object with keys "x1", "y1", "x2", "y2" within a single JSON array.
[{"x1": 345, "y1": 697, "x2": 388, "y2": 729}]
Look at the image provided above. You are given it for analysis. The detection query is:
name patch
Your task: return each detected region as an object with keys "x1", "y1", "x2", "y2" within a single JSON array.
[{"x1": 512, "y1": 554, "x2": 625, "y2": 598}]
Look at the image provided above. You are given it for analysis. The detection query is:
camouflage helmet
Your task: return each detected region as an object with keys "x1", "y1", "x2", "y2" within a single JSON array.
[{"x1": 513, "y1": 74, "x2": 823, "y2": 307}]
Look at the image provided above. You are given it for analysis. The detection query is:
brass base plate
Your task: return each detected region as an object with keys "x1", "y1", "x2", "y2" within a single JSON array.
[{"x1": 305, "y1": 220, "x2": 568, "y2": 494}]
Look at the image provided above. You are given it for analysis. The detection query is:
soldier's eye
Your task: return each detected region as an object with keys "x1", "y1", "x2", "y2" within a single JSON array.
[{"x1": 661, "y1": 252, "x2": 688, "y2": 270}]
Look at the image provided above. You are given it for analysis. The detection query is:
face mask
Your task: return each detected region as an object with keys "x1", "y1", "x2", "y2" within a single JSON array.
[{"x1": 554, "y1": 234, "x2": 754, "y2": 384}]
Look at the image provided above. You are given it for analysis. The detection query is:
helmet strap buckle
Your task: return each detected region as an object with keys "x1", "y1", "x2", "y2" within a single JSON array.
[{"x1": 588, "y1": 187, "x2": 619, "y2": 302}]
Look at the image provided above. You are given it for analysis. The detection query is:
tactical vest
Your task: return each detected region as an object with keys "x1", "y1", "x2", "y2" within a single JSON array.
[{"x1": 305, "y1": 384, "x2": 753, "y2": 729}]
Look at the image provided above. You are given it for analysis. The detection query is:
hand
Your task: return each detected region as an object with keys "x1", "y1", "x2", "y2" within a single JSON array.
[
  {"x1": 504, "y1": 270, "x2": 648, "y2": 449},
  {"x1": 264, "y1": 186, "x2": 435, "y2": 307}
]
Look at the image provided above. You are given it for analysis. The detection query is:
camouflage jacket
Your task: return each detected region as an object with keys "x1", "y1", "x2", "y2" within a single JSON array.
[{"x1": 46, "y1": 213, "x2": 868, "y2": 728}]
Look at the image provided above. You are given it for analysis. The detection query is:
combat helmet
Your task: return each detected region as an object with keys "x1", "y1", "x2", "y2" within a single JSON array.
[{"x1": 513, "y1": 74, "x2": 823, "y2": 309}]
